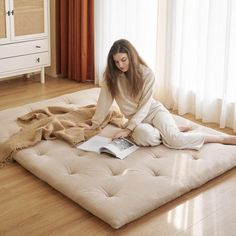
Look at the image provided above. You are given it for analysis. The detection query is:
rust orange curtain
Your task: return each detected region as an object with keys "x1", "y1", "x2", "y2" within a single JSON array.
[{"x1": 56, "y1": 0, "x2": 94, "y2": 82}]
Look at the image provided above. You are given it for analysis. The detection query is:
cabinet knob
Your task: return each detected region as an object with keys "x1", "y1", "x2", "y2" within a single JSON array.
[{"x1": 6, "y1": 10, "x2": 14, "y2": 16}]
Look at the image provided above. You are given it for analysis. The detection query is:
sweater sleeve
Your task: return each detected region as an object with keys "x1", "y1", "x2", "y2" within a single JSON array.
[
  {"x1": 91, "y1": 81, "x2": 114, "y2": 129},
  {"x1": 126, "y1": 68, "x2": 155, "y2": 131}
]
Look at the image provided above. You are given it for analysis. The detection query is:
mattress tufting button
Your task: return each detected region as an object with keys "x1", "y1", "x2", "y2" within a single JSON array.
[
  {"x1": 105, "y1": 192, "x2": 114, "y2": 197},
  {"x1": 102, "y1": 187, "x2": 117, "y2": 197},
  {"x1": 111, "y1": 172, "x2": 120, "y2": 176},
  {"x1": 69, "y1": 170, "x2": 78, "y2": 175},
  {"x1": 192, "y1": 155, "x2": 199, "y2": 160},
  {"x1": 109, "y1": 169, "x2": 121, "y2": 176},
  {"x1": 189, "y1": 151, "x2": 199, "y2": 160},
  {"x1": 151, "y1": 170, "x2": 159, "y2": 176},
  {"x1": 67, "y1": 168, "x2": 75, "y2": 175},
  {"x1": 36, "y1": 151, "x2": 45, "y2": 156}
]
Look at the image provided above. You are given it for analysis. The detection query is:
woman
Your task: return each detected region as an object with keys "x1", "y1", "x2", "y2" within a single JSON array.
[{"x1": 88, "y1": 39, "x2": 236, "y2": 149}]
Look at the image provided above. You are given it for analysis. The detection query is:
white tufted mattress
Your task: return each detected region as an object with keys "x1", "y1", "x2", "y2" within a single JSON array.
[{"x1": 1, "y1": 87, "x2": 236, "y2": 229}]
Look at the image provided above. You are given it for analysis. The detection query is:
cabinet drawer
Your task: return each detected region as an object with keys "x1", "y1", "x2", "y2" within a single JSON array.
[
  {"x1": 0, "y1": 52, "x2": 49, "y2": 73},
  {"x1": 0, "y1": 39, "x2": 48, "y2": 59}
]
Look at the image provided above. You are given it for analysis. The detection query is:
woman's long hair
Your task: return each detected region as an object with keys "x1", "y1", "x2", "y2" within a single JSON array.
[{"x1": 104, "y1": 39, "x2": 147, "y2": 99}]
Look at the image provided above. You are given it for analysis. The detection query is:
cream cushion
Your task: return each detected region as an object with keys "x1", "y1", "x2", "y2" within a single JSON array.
[{"x1": 1, "y1": 88, "x2": 236, "y2": 229}]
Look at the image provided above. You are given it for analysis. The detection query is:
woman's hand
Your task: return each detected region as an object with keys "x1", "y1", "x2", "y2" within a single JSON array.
[
  {"x1": 78, "y1": 123, "x2": 92, "y2": 129},
  {"x1": 112, "y1": 128, "x2": 131, "y2": 140},
  {"x1": 178, "y1": 126, "x2": 192, "y2": 132}
]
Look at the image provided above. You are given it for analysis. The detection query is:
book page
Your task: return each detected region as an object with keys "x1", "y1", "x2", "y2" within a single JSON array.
[
  {"x1": 109, "y1": 138, "x2": 135, "y2": 151},
  {"x1": 77, "y1": 135, "x2": 112, "y2": 153},
  {"x1": 101, "y1": 138, "x2": 139, "y2": 159},
  {"x1": 77, "y1": 136, "x2": 138, "y2": 159}
]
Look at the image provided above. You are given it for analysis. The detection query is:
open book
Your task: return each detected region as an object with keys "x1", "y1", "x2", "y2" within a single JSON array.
[{"x1": 77, "y1": 135, "x2": 139, "y2": 159}]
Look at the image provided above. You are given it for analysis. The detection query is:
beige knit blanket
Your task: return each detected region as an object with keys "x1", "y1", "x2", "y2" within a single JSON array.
[{"x1": 0, "y1": 104, "x2": 126, "y2": 167}]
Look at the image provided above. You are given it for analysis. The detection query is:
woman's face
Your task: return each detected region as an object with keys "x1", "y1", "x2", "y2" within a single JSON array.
[{"x1": 113, "y1": 53, "x2": 129, "y2": 72}]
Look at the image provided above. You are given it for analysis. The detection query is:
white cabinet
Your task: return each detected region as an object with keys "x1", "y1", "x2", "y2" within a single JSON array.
[{"x1": 0, "y1": 0, "x2": 50, "y2": 83}]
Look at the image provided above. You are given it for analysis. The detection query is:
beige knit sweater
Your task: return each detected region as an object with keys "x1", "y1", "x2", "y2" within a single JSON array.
[
  {"x1": 0, "y1": 104, "x2": 126, "y2": 167},
  {"x1": 91, "y1": 66, "x2": 162, "y2": 131}
]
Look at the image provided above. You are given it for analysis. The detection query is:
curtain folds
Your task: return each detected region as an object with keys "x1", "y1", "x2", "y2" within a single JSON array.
[
  {"x1": 56, "y1": 0, "x2": 94, "y2": 82},
  {"x1": 162, "y1": 0, "x2": 236, "y2": 132},
  {"x1": 94, "y1": 0, "x2": 158, "y2": 84}
]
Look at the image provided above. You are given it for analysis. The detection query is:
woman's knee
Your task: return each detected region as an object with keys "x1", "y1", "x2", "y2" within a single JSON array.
[{"x1": 131, "y1": 123, "x2": 161, "y2": 146}]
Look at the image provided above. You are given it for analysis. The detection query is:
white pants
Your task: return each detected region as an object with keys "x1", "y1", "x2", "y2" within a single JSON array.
[{"x1": 131, "y1": 105, "x2": 205, "y2": 150}]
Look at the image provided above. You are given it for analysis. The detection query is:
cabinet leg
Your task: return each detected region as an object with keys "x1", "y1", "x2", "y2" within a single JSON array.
[
  {"x1": 40, "y1": 67, "x2": 45, "y2": 84},
  {"x1": 26, "y1": 73, "x2": 31, "y2": 78}
]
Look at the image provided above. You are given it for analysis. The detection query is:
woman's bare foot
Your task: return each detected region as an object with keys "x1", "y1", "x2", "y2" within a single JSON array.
[
  {"x1": 222, "y1": 135, "x2": 236, "y2": 145},
  {"x1": 179, "y1": 126, "x2": 192, "y2": 132}
]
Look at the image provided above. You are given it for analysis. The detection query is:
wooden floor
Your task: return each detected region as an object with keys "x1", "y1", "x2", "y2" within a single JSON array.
[
  {"x1": 0, "y1": 76, "x2": 236, "y2": 236},
  {"x1": 0, "y1": 75, "x2": 96, "y2": 110}
]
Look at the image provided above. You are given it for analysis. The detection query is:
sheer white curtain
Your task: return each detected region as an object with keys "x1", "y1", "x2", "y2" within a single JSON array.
[
  {"x1": 162, "y1": 0, "x2": 236, "y2": 132},
  {"x1": 94, "y1": 0, "x2": 158, "y2": 84}
]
